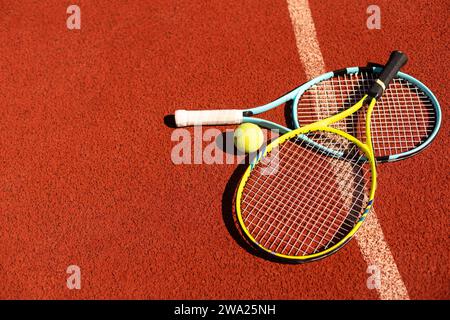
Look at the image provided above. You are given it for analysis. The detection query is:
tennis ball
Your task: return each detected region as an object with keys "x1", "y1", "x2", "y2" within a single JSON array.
[{"x1": 233, "y1": 123, "x2": 264, "y2": 153}]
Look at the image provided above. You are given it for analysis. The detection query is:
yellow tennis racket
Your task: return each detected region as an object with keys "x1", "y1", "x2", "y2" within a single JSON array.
[{"x1": 236, "y1": 51, "x2": 408, "y2": 262}]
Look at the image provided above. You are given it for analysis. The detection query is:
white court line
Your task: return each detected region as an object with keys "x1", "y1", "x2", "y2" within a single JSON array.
[{"x1": 286, "y1": 0, "x2": 409, "y2": 300}]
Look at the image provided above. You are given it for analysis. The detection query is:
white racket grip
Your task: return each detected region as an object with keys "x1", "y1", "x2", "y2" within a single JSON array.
[{"x1": 175, "y1": 109, "x2": 243, "y2": 127}]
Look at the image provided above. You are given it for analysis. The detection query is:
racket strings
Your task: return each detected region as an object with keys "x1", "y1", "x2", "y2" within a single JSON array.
[
  {"x1": 246, "y1": 150, "x2": 363, "y2": 250},
  {"x1": 240, "y1": 131, "x2": 372, "y2": 256},
  {"x1": 296, "y1": 72, "x2": 436, "y2": 157},
  {"x1": 244, "y1": 144, "x2": 364, "y2": 254}
]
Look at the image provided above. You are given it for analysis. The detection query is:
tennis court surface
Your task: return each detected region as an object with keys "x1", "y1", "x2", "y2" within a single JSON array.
[{"x1": 0, "y1": 1, "x2": 448, "y2": 299}]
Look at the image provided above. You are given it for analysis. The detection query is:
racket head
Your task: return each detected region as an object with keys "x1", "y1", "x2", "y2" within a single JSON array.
[
  {"x1": 289, "y1": 66, "x2": 441, "y2": 162},
  {"x1": 236, "y1": 126, "x2": 376, "y2": 262}
]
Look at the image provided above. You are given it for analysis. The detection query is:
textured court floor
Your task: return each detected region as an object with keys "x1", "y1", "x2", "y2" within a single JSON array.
[{"x1": 0, "y1": 1, "x2": 448, "y2": 299}]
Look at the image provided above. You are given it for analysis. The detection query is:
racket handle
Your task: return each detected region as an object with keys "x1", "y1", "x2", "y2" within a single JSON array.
[
  {"x1": 175, "y1": 109, "x2": 243, "y2": 127},
  {"x1": 369, "y1": 50, "x2": 408, "y2": 99}
]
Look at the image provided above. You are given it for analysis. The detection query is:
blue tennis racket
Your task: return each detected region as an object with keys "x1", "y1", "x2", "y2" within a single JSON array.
[{"x1": 175, "y1": 67, "x2": 441, "y2": 162}]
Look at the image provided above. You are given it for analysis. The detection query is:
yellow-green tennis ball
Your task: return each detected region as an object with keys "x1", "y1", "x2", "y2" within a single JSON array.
[{"x1": 233, "y1": 123, "x2": 264, "y2": 153}]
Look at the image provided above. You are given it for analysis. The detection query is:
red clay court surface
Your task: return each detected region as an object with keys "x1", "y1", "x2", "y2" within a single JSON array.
[{"x1": 0, "y1": 1, "x2": 448, "y2": 299}]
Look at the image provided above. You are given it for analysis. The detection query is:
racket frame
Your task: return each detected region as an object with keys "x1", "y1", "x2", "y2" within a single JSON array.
[
  {"x1": 177, "y1": 67, "x2": 441, "y2": 162},
  {"x1": 236, "y1": 96, "x2": 377, "y2": 261},
  {"x1": 246, "y1": 67, "x2": 441, "y2": 162}
]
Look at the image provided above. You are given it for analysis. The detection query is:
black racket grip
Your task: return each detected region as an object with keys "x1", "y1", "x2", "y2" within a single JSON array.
[{"x1": 368, "y1": 51, "x2": 408, "y2": 100}]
